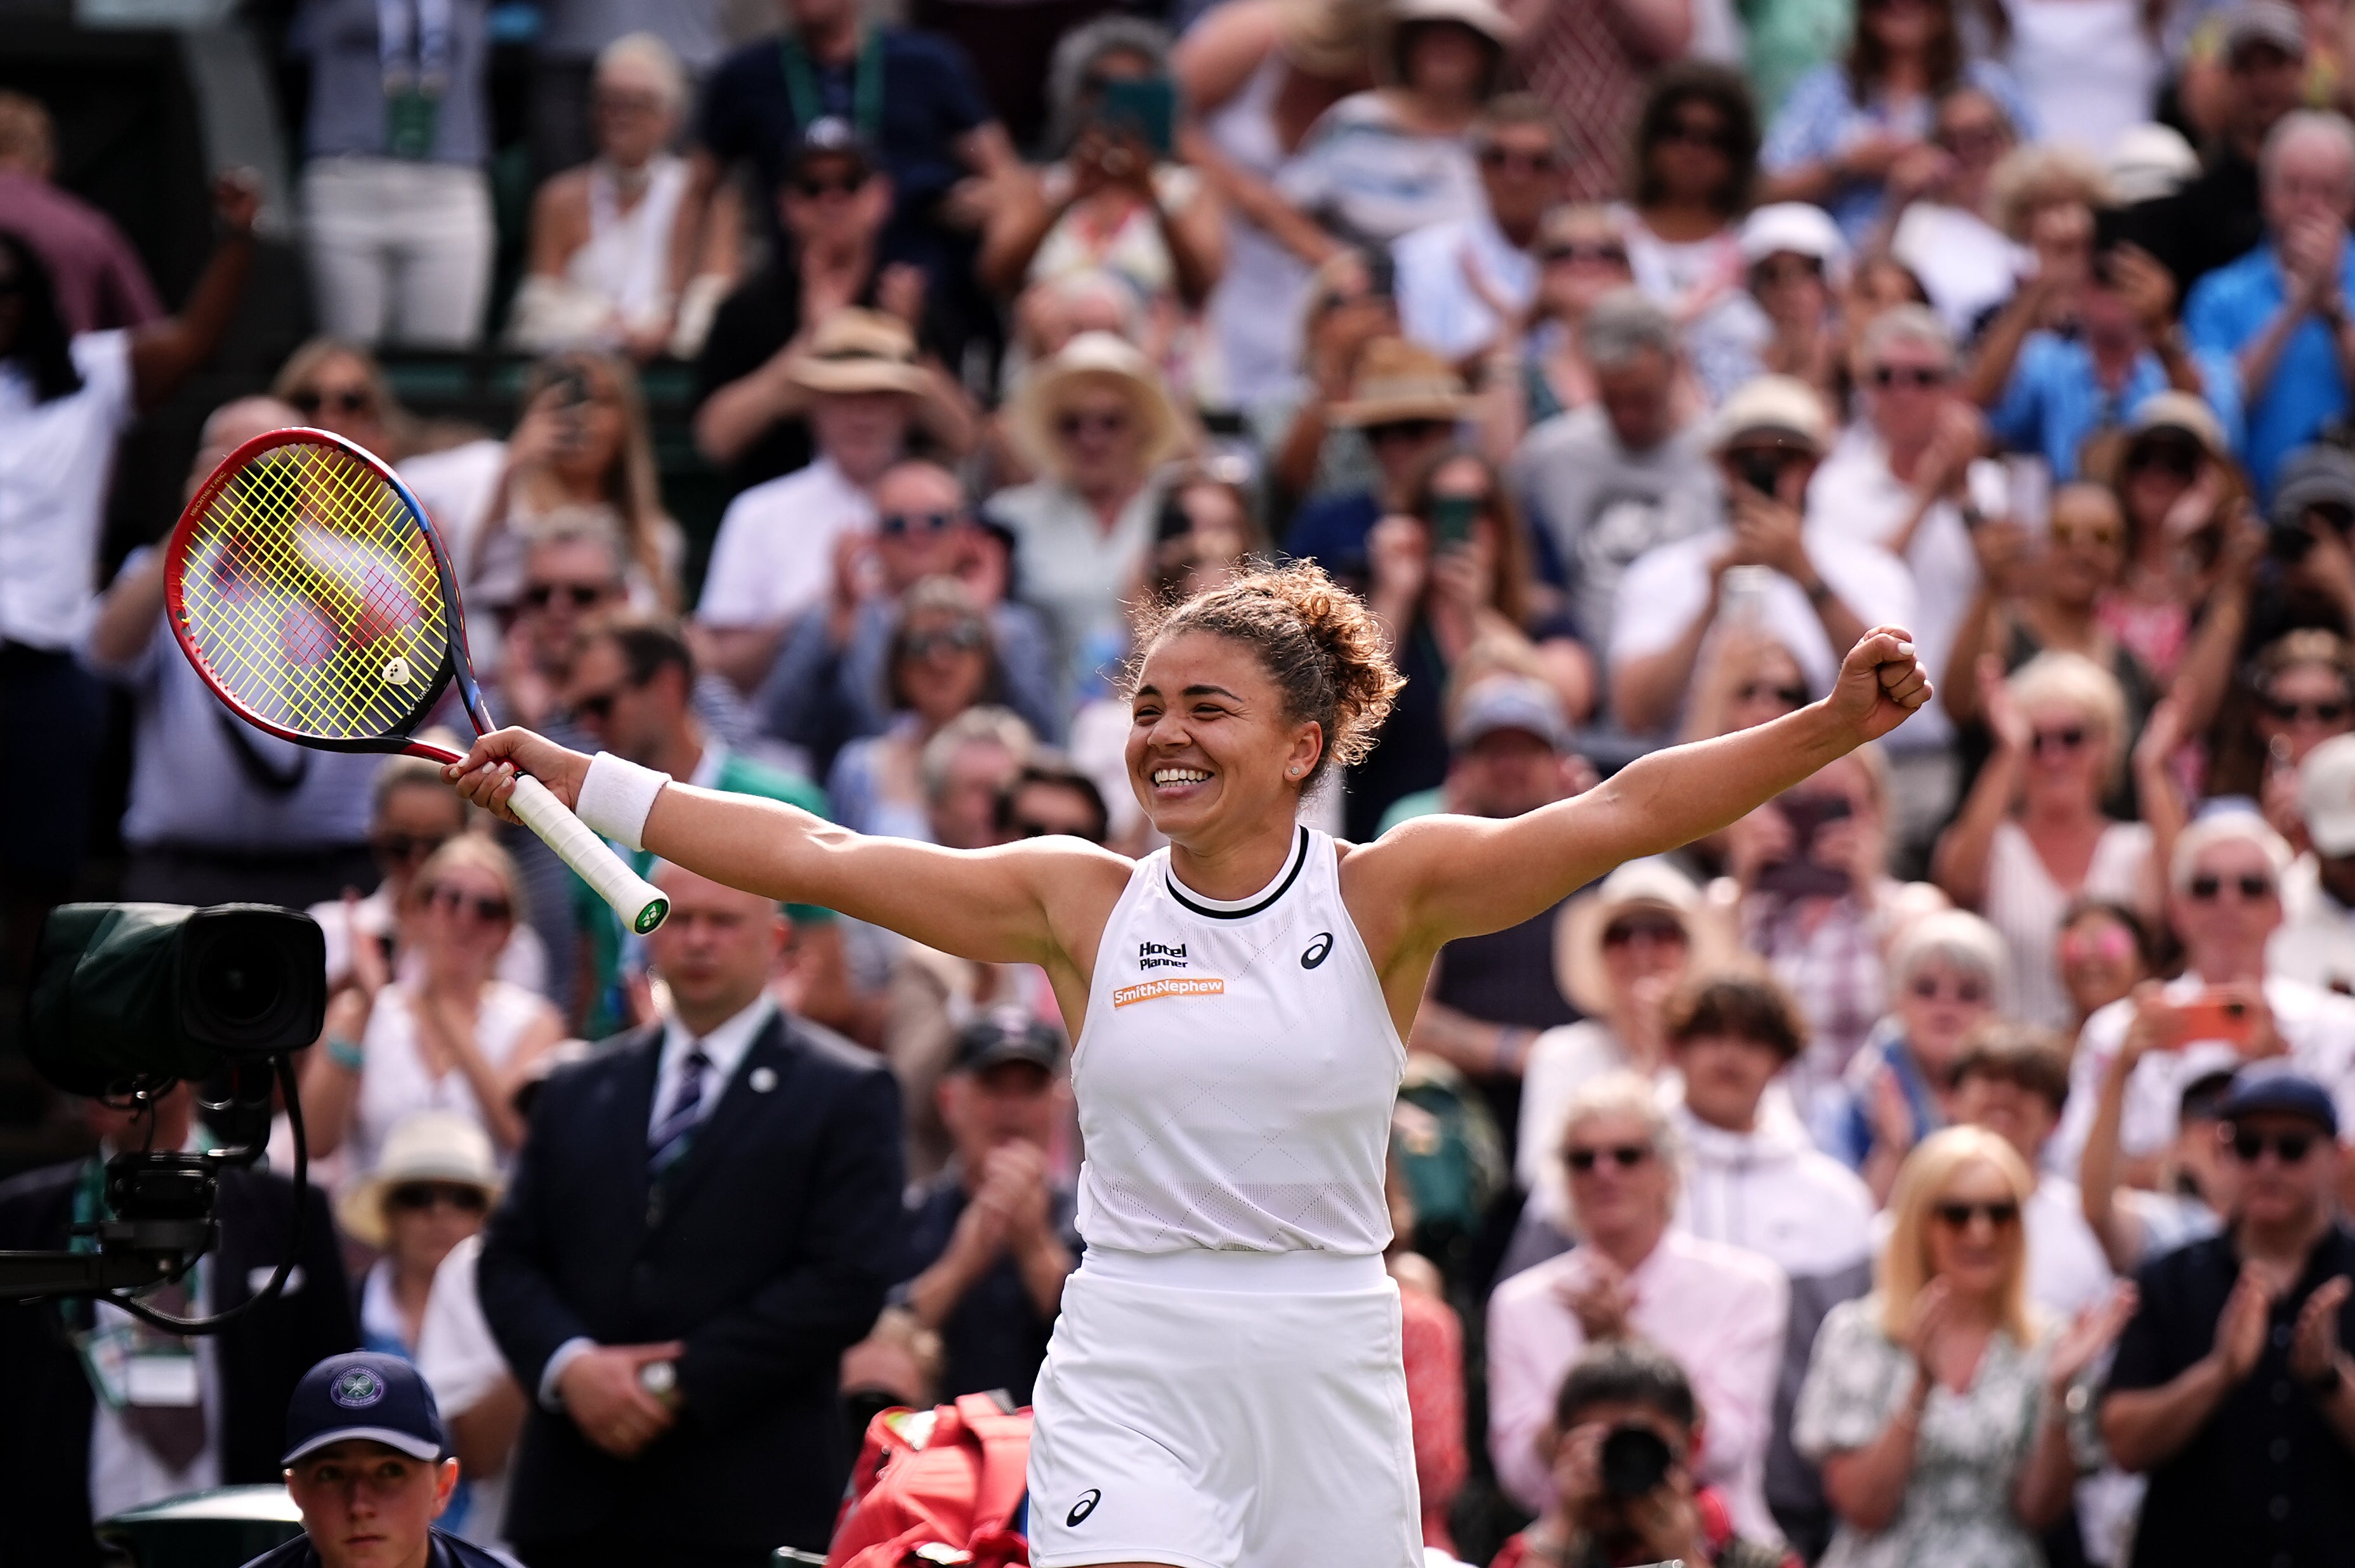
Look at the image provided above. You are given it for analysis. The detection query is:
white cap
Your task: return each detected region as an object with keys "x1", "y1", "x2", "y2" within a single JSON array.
[
  {"x1": 2301, "y1": 733, "x2": 2355, "y2": 856},
  {"x1": 2108, "y1": 123, "x2": 2200, "y2": 204},
  {"x1": 1738, "y1": 202, "x2": 1851, "y2": 287}
]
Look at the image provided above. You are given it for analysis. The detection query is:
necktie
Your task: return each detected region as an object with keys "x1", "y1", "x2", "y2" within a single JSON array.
[
  {"x1": 648, "y1": 1045, "x2": 711, "y2": 1180},
  {"x1": 120, "y1": 1277, "x2": 208, "y2": 1473}
]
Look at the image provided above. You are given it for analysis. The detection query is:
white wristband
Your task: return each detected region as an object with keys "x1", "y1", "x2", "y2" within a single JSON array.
[{"x1": 574, "y1": 752, "x2": 671, "y2": 852}]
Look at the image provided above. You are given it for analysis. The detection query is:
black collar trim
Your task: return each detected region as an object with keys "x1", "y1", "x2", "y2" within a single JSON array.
[{"x1": 1165, "y1": 827, "x2": 1309, "y2": 920}]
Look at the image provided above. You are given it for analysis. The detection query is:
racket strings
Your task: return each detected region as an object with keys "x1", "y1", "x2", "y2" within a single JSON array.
[{"x1": 178, "y1": 442, "x2": 452, "y2": 741}]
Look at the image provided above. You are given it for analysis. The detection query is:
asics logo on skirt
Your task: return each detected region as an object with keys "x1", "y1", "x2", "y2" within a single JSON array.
[{"x1": 1067, "y1": 1488, "x2": 1102, "y2": 1526}]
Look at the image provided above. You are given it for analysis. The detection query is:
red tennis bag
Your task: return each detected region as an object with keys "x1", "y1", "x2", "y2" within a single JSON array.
[{"x1": 826, "y1": 1393, "x2": 1033, "y2": 1568}]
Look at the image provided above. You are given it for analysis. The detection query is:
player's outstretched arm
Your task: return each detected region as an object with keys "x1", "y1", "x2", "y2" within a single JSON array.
[
  {"x1": 1356, "y1": 627, "x2": 1931, "y2": 964},
  {"x1": 446, "y1": 731, "x2": 1131, "y2": 967}
]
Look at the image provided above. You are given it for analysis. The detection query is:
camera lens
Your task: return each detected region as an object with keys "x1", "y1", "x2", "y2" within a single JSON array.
[
  {"x1": 1599, "y1": 1423, "x2": 1675, "y2": 1499},
  {"x1": 178, "y1": 906, "x2": 328, "y2": 1056},
  {"x1": 196, "y1": 951, "x2": 284, "y2": 1026}
]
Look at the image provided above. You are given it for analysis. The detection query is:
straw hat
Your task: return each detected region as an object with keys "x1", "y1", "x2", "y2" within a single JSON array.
[
  {"x1": 1328, "y1": 337, "x2": 1470, "y2": 426},
  {"x1": 2125, "y1": 388, "x2": 2229, "y2": 459},
  {"x1": 1709, "y1": 373, "x2": 1833, "y2": 455},
  {"x1": 1280, "y1": 0, "x2": 1384, "y2": 77},
  {"x1": 1381, "y1": 0, "x2": 1518, "y2": 82},
  {"x1": 1007, "y1": 330, "x2": 1187, "y2": 476},
  {"x1": 1553, "y1": 858, "x2": 1727, "y2": 1017},
  {"x1": 786, "y1": 307, "x2": 931, "y2": 396},
  {"x1": 337, "y1": 1109, "x2": 502, "y2": 1249}
]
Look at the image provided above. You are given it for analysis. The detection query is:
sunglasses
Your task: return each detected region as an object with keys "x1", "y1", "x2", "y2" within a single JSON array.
[
  {"x1": 1736, "y1": 681, "x2": 1809, "y2": 707},
  {"x1": 387, "y1": 1182, "x2": 490, "y2": 1214},
  {"x1": 2227, "y1": 1127, "x2": 2318, "y2": 1163},
  {"x1": 2126, "y1": 437, "x2": 2202, "y2": 479},
  {"x1": 1909, "y1": 972, "x2": 1988, "y2": 1004},
  {"x1": 1752, "y1": 256, "x2": 1823, "y2": 286},
  {"x1": 1931, "y1": 1199, "x2": 2020, "y2": 1229},
  {"x1": 1565, "y1": 1142, "x2": 1653, "y2": 1173},
  {"x1": 1542, "y1": 242, "x2": 1630, "y2": 267},
  {"x1": 792, "y1": 171, "x2": 870, "y2": 199},
  {"x1": 2061, "y1": 924, "x2": 2136, "y2": 962},
  {"x1": 903, "y1": 623, "x2": 987, "y2": 658},
  {"x1": 1479, "y1": 145, "x2": 1561, "y2": 174},
  {"x1": 880, "y1": 510, "x2": 963, "y2": 537},
  {"x1": 1366, "y1": 419, "x2": 1451, "y2": 447},
  {"x1": 570, "y1": 688, "x2": 621, "y2": 724},
  {"x1": 426, "y1": 886, "x2": 512, "y2": 922},
  {"x1": 523, "y1": 580, "x2": 613, "y2": 611},
  {"x1": 2262, "y1": 695, "x2": 2350, "y2": 724},
  {"x1": 1660, "y1": 116, "x2": 1731, "y2": 150},
  {"x1": 289, "y1": 386, "x2": 374, "y2": 417},
  {"x1": 1602, "y1": 913, "x2": 1687, "y2": 947},
  {"x1": 1938, "y1": 123, "x2": 2007, "y2": 157},
  {"x1": 2188, "y1": 872, "x2": 2274, "y2": 901},
  {"x1": 1871, "y1": 363, "x2": 1948, "y2": 389},
  {"x1": 2031, "y1": 725, "x2": 2087, "y2": 755},
  {"x1": 371, "y1": 830, "x2": 453, "y2": 865},
  {"x1": 1057, "y1": 409, "x2": 1132, "y2": 439},
  {"x1": 2050, "y1": 519, "x2": 2125, "y2": 551}
]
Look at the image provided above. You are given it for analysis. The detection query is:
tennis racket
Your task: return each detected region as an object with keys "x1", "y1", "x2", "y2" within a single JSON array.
[{"x1": 164, "y1": 426, "x2": 669, "y2": 934}]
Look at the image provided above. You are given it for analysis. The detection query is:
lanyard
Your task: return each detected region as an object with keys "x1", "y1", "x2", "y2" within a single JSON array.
[
  {"x1": 378, "y1": 0, "x2": 455, "y2": 95},
  {"x1": 779, "y1": 29, "x2": 884, "y2": 141}
]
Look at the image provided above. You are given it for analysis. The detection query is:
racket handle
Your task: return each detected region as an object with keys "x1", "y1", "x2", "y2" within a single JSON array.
[{"x1": 507, "y1": 773, "x2": 671, "y2": 934}]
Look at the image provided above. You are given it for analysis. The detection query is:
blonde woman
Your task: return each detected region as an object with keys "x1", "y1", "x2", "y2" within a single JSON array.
[
  {"x1": 1932, "y1": 650, "x2": 2175, "y2": 1027},
  {"x1": 300, "y1": 836, "x2": 567, "y2": 1170},
  {"x1": 1794, "y1": 1126, "x2": 2136, "y2": 1568}
]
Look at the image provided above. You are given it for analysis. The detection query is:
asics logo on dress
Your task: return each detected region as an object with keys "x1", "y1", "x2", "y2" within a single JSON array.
[
  {"x1": 1067, "y1": 1487, "x2": 1102, "y2": 1526},
  {"x1": 1301, "y1": 931, "x2": 1334, "y2": 969},
  {"x1": 1138, "y1": 939, "x2": 1189, "y2": 970}
]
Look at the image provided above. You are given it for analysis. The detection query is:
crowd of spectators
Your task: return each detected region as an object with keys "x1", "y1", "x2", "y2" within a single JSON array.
[{"x1": 23, "y1": 0, "x2": 2355, "y2": 1559}]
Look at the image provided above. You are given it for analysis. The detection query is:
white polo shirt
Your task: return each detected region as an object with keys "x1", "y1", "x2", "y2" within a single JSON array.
[
  {"x1": 696, "y1": 455, "x2": 875, "y2": 629},
  {"x1": 0, "y1": 330, "x2": 134, "y2": 649}
]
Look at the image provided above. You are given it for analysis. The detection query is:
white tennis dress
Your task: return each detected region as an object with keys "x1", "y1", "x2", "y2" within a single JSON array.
[{"x1": 1027, "y1": 826, "x2": 1420, "y2": 1568}]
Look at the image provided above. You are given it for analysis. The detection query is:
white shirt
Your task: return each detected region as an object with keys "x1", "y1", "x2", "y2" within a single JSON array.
[
  {"x1": 1394, "y1": 209, "x2": 1537, "y2": 362},
  {"x1": 0, "y1": 330, "x2": 134, "y2": 648},
  {"x1": 988, "y1": 476, "x2": 1163, "y2": 703},
  {"x1": 1607, "y1": 524, "x2": 1919, "y2": 722},
  {"x1": 648, "y1": 991, "x2": 777, "y2": 1137},
  {"x1": 1674, "y1": 1106, "x2": 1875, "y2": 1281},
  {"x1": 1806, "y1": 426, "x2": 1977, "y2": 750},
  {"x1": 2272, "y1": 853, "x2": 2355, "y2": 995},
  {"x1": 1891, "y1": 203, "x2": 2028, "y2": 340},
  {"x1": 697, "y1": 456, "x2": 875, "y2": 630},
  {"x1": 2025, "y1": 1175, "x2": 2115, "y2": 1317},
  {"x1": 416, "y1": 1234, "x2": 513, "y2": 1546}
]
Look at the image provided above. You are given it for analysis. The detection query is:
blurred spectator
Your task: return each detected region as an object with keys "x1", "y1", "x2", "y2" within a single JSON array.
[
  {"x1": 990, "y1": 331, "x2": 1188, "y2": 702},
  {"x1": 338, "y1": 1111, "x2": 502, "y2": 1536},
  {"x1": 1721, "y1": 748, "x2": 1918, "y2": 1125},
  {"x1": 1393, "y1": 94, "x2": 1565, "y2": 362},
  {"x1": 1518, "y1": 859, "x2": 1726, "y2": 1231},
  {"x1": 401, "y1": 351, "x2": 682, "y2": 637},
  {"x1": 1883, "y1": 86, "x2": 2020, "y2": 340},
  {"x1": 2099, "y1": 393, "x2": 2241, "y2": 690},
  {"x1": 1990, "y1": 0, "x2": 2161, "y2": 162},
  {"x1": 299, "y1": 836, "x2": 567, "y2": 1169},
  {"x1": 1836, "y1": 908, "x2": 2007, "y2": 1197},
  {"x1": 81, "y1": 396, "x2": 383, "y2": 908},
  {"x1": 290, "y1": 0, "x2": 494, "y2": 346},
  {"x1": 1488, "y1": 1073, "x2": 1787, "y2": 1540},
  {"x1": 1680, "y1": 622, "x2": 1816, "y2": 742},
  {"x1": 920, "y1": 707, "x2": 1039, "y2": 850},
  {"x1": 2278, "y1": 732, "x2": 2355, "y2": 986},
  {"x1": 559, "y1": 618, "x2": 850, "y2": 1042},
  {"x1": 2101, "y1": 1072, "x2": 2355, "y2": 1568},
  {"x1": 414, "y1": 1227, "x2": 527, "y2": 1549},
  {"x1": 692, "y1": 121, "x2": 976, "y2": 495},
  {"x1": 488, "y1": 510, "x2": 629, "y2": 734},
  {"x1": 1178, "y1": 0, "x2": 1381, "y2": 408},
  {"x1": 1283, "y1": 334, "x2": 1466, "y2": 587},
  {"x1": 697, "y1": 310, "x2": 940, "y2": 691},
  {"x1": 840, "y1": 1305, "x2": 945, "y2": 1446},
  {"x1": 1933, "y1": 651, "x2": 2169, "y2": 1028},
  {"x1": 1493, "y1": 204, "x2": 1639, "y2": 434},
  {"x1": 829, "y1": 579, "x2": 1014, "y2": 839},
  {"x1": 308, "y1": 756, "x2": 548, "y2": 997},
  {"x1": 2184, "y1": 110, "x2": 2355, "y2": 500},
  {"x1": 1511, "y1": 290, "x2": 1715, "y2": 655},
  {"x1": 1278, "y1": 0, "x2": 1517, "y2": 246},
  {"x1": 1608, "y1": 375, "x2": 1917, "y2": 735},
  {"x1": 894, "y1": 1009, "x2": 1078, "y2": 1404},
  {"x1": 1514, "y1": 0, "x2": 1698, "y2": 206},
  {"x1": 0, "y1": 1085, "x2": 356, "y2": 1560},
  {"x1": 979, "y1": 19, "x2": 1226, "y2": 394},
  {"x1": 1759, "y1": 0, "x2": 2034, "y2": 244},
  {"x1": 2052, "y1": 813, "x2": 2355, "y2": 1176},
  {"x1": 1382, "y1": 1158, "x2": 1470, "y2": 1553},
  {"x1": 997, "y1": 756, "x2": 1111, "y2": 842},
  {"x1": 2135, "y1": 2, "x2": 2308, "y2": 296},
  {"x1": 271, "y1": 336, "x2": 460, "y2": 466},
  {"x1": 1793, "y1": 1126, "x2": 2133, "y2": 1568},
  {"x1": 480, "y1": 861, "x2": 903, "y2": 1565},
  {"x1": 759, "y1": 459, "x2": 1061, "y2": 775},
  {"x1": 695, "y1": 0, "x2": 1020, "y2": 355},
  {"x1": 2057, "y1": 896, "x2": 2155, "y2": 1033},
  {"x1": 1136, "y1": 461, "x2": 1270, "y2": 604},
  {"x1": 1492, "y1": 1340, "x2": 1800, "y2": 1568},
  {"x1": 1717, "y1": 200, "x2": 1849, "y2": 404},
  {"x1": 524, "y1": 0, "x2": 735, "y2": 179},
  {"x1": 1621, "y1": 65, "x2": 1761, "y2": 382},
  {"x1": 1260, "y1": 251, "x2": 1402, "y2": 513},
  {"x1": 1386, "y1": 675, "x2": 1591, "y2": 1162},
  {"x1": 0, "y1": 91, "x2": 161, "y2": 332},
  {"x1": 2203, "y1": 629, "x2": 2355, "y2": 817},
  {"x1": 1353, "y1": 448, "x2": 1592, "y2": 836},
  {"x1": 0, "y1": 179, "x2": 255, "y2": 967},
  {"x1": 1950, "y1": 1024, "x2": 2116, "y2": 1315},
  {"x1": 509, "y1": 34, "x2": 735, "y2": 361},
  {"x1": 2078, "y1": 1045, "x2": 2234, "y2": 1275}
]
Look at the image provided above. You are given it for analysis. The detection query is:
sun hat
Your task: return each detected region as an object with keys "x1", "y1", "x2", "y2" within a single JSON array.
[
  {"x1": 2125, "y1": 389, "x2": 2228, "y2": 458},
  {"x1": 336, "y1": 1109, "x2": 502, "y2": 1250},
  {"x1": 1554, "y1": 858, "x2": 1729, "y2": 1017},
  {"x1": 1709, "y1": 374, "x2": 1832, "y2": 455},
  {"x1": 786, "y1": 307, "x2": 931, "y2": 396},
  {"x1": 1328, "y1": 337, "x2": 1471, "y2": 426},
  {"x1": 1007, "y1": 330, "x2": 1187, "y2": 476}
]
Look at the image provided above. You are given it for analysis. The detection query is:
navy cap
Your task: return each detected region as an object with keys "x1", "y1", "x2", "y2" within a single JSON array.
[
  {"x1": 786, "y1": 115, "x2": 876, "y2": 176},
  {"x1": 2220, "y1": 1070, "x2": 2340, "y2": 1138},
  {"x1": 948, "y1": 1007, "x2": 1063, "y2": 1077},
  {"x1": 282, "y1": 1352, "x2": 447, "y2": 1467}
]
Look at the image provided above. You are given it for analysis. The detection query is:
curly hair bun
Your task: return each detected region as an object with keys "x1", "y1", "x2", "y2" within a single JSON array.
[{"x1": 1129, "y1": 558, "x2": 1404, "y2": 784}]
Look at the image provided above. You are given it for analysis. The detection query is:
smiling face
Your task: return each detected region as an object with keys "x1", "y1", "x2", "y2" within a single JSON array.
[
  {"x1": 1922, "y1": 1156, "x2": 2022, "y2": 1301},
  {"x1": 285, "y1": 1442, "x2": 456, "y2": 1568},
  {"x1": 415, "y1": 858, "x2": 513, "y2": 978},
  {"x1": 2043, "y1": 486, "x2": 2127, "y2": 610},
  {"x1": 1896, "y1": 957, "x2": 1994, "y2": 1075},
  {"x1": 1561, "y1": 1107, "x2": 1673, "y2": 1255},
  {"x1": 2058, "y1": 906, "x2": 2144, "y2": 1019},
  {"x1": 2019, "y1": 695, "x2": 2109, "y2": 809},
  {"x1": 895, "y1": 606, "x2": 992, "y2": 726},
  {"x1": 2170, "y1": 835, "x2": 2285, "y2": 974},
  {"x1": 1125, "y1": 629, "x2": 1322, "y2": 849}
]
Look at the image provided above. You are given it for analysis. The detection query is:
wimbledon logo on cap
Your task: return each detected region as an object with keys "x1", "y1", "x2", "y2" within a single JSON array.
[{"x1": 331, "y1": 1368, "x2": 386, "y2": 1409}]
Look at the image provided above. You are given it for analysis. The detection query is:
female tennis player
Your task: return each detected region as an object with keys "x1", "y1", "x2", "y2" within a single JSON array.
[{"x1": 447, "y1": 561, "x2": 1927, "y2": 1568}]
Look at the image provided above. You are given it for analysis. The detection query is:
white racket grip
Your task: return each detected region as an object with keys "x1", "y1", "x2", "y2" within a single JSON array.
[{"x1": 506, "y1": 773, "x2": 671, "y2": 934}]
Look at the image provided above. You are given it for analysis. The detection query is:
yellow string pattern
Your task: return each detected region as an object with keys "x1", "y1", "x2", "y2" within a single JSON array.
[{"x1": 176, "y1": 441, "x2": 450, "y2": 740}]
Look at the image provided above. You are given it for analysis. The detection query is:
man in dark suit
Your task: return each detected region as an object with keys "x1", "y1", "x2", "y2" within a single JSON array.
[
  {"x1": 479, "y1": 859, "x2": 904, "y2": 1567},
  {"x1": 0, "y1": 1085, "x2": 358, "y2": 1568}
]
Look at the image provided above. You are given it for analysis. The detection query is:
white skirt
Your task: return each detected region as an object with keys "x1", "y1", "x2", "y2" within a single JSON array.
[{"x1": 1027, "y1": 1248, "x2": 1422, "y2": 1568}]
